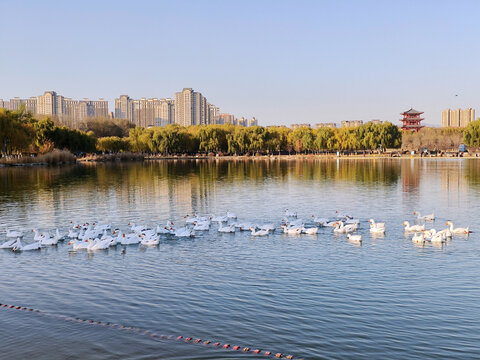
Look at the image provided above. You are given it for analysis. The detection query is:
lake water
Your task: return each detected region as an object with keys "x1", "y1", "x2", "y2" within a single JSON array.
[{"x1": 1, "y1": 159, "x2": 480, "y2": 360}]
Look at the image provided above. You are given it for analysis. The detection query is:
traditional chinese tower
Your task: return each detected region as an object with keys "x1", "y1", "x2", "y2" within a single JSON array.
[{"x1": 400, "y1": 108, "x2": 424, "y2": 132}]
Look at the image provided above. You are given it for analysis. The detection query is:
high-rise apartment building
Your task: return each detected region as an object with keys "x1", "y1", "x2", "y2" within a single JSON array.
[
  {"x1": 174, "y1": 88, "x2": 210, "y2": 126},
  {"x1": 315, "y1": 123, "x2": 337, "y2": 129},
  {"x1": 115, "y1": 95, "x2": 134, "y2": 122},
  {"x1": 442, "y1": 108, "x2": 475, "y2": 127},
  {"x1": 341, "y1": 120, "x2": 364, "y2": 127},
  {"x1": 116, "y1": 96, "x2": 174, "y2": 127},
  {"x1": 217, "y1": 113, "x2": 235, "y2": 125}
]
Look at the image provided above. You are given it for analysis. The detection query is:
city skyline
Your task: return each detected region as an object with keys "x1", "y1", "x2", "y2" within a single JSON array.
[{"x1": 1, "y1": 1, "x2": 480, "y2": 126}]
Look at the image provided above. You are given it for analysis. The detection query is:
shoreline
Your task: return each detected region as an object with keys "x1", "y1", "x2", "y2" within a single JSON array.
[{"x1": 2, "y1": 152, "x2": 477, "y2": 167}]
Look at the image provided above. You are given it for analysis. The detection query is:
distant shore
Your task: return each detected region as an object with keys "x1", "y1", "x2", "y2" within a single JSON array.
[{"x1": 3, "y1": 151, "x2": 479, "y2": 168}]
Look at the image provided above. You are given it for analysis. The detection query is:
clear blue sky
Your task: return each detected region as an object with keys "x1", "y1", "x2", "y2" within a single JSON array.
[{"x1": 1, "y1": 0, "x2": 479, "y2": 126}]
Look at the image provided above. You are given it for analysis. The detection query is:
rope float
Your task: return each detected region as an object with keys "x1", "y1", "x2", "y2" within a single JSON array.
[{"x1": 0, "y1": 303, "x2": 301, "y2": 359}]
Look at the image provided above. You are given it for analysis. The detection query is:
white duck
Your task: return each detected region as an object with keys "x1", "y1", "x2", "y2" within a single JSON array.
[
  {"x1": 414, "y1": 211, "x2": 435, "y2": 221},
  {"x1": 347, "y1": 233, "x2": 362, "y2": 243},
  {"x1": 6, "y1": 229, "x2": 24, "y2": 238},
  {"x1": 403, "y1": 221, "x2": 425, "y2": 232},
  {"x1": 445, "y1": 221, "x2": 470, "y2": 235},
  {"x1": 250, "y1": 227, "x2": 269, "y2": 236},
  {"x1": 12, "y1": 239, "x2": 42, "y2": 252}
]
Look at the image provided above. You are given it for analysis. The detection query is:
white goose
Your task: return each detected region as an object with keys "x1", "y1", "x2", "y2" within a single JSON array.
[
  {"x1": 218, "y1": 223, "x2": 236, "y2": 233},
  {"x1": 333, "y1": 221, "x2": 357, "y2": 234},
  {"x1": 236, "y1": 222, "x2": 255, "y2": 231},
  {"x1": 194, "y1": 221, "x2": 210, "y2": 231},
  {"x1": 369, "y1": 219, "x2": 386, "y2": 234},
  {"x1": 259, "y1": 223, "x2": 275, "y2": 232},
  {"x1": 226, "y1": 211, "x2": 237, "y2": 219},
  {"x1": 89, "y1": 238, "x2": 111, "y2": 250},
  {"x1": 284, "y1": 209, "x2": 297, "y2": 218},
  {"x1": 68, "y1": 229, "x2": 79, "y2": 239},
  {"x1": 430, "y1": 231, "x2": 446, "y2": 243},
  {"x1": 6, "y1": 229, "x2": 24, "y2": 238},
  {"x1": 120, "y1": 233, "x2": 142, "y2": 245},
  {"x1": 347, "y1": 233, "x2": 362, "y2": 243},
  {"x1": 41, "y1": 235, "x2": 59, "y2": 246},
  {"x1": 445, "y1": 221, "x2": 470, "y2": 235},
  {"x1": 174, "y1": 227, "x2": 195, "y2": 238},
  {"x1": 33, "y1": 229, "x2": 49, "y2": 242},
  {"x1": 141, "y1": 235, "x2": 160, "y2": 246},
  {"x1": 12, "y1": 239, "x2": 42, "y2": 252},
  {"x1": 68, "y1": 239, "x2": 90, "y2": 250},
  {"x1": 414, "y1": 211, "x2": 435, "y2": 221},
  {"x1": 0, "y1": 238, "x2": 20, "y2": 249},
  {"x1": 403, "y1": 221, "x2": 425, "y2": 232},
  {"x1": 302, "y1": 227, "x2": 319, "y2": 235},
  {"x1": 250, "y1": 227, "x2": 269, "y2": 236},
  {"x1": 412, "y1": 232, "x2": 425, "y2": 244},
  {"x1": 312, "y1": 216, "x2": 329, "y2": 226},
  {"x1": 157, "y1": 222, "x2": 174, "y2": 234},
  {"x1": 281, "y1": 225, "x2": 303, "y2": 235}
]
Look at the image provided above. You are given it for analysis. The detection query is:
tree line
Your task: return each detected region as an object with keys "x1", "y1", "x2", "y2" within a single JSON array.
[{"x1": 8, "y1": 107, "x2": 480, "y2": 156}]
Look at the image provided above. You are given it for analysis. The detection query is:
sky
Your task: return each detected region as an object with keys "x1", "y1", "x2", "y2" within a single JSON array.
[{"x1": 1, "y1": 0, "x2": 479, "y2": 126}]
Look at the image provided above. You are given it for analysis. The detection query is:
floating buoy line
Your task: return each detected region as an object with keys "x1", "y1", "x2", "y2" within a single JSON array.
[{"x1": 0, "y1": 303, "x2": 301, "y2": 359}]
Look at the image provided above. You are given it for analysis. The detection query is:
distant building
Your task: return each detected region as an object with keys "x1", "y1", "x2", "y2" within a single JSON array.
[
  {"x1": 341, "y1": 120, "x2": 363, "y2": 127},
  {"x1": 315, "y1": 123, "x2": 337, "y2": 129},
  {"x1": 174, "y1": 88, "x2": 210, "y2": 126},
  {"x1": 370, "y1": 119, "x2": 383, "y2": 125},
  {"x1": 290, "y1": 123, "x2": 311, "y2": 130},
  {"x1": 400, "y1": 108, "x2": 424, "y2": 132},
  {"x1": 115, "y1": 95, "x2": 174, "y2": 127},
  {"x1": 115, "y1": 95, "x2": 134, "y2": 122},
  {"x1": 442, "y1": 108, "x2": 475, "y2": 127},
  {"x1": 217, "y1": 113, "x2": 235, "y2": 125},
  {"x1": 248, "y1": 117, "x2": 258, "y2": 127}
]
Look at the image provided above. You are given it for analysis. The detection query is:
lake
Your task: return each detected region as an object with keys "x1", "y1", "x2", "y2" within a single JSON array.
[{"x1": 1, "y1": 158, "x2": 480, "y2": 359}]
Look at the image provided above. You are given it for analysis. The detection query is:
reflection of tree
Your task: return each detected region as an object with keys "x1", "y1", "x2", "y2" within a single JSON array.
[
  {"x1": 401, "y1": 159, "x2": 421, "y2": 192},
  {"x1": 0, "y1": 159, "x2": 402, "y2": 217}
]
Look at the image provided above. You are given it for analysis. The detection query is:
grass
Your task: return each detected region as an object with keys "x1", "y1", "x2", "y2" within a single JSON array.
[
  {"x1": 78, "y1": 152, "x2": 144, "y2": 162},
  {"x1": 0, "y1": 150, "x2": 76, "y2": 166}
]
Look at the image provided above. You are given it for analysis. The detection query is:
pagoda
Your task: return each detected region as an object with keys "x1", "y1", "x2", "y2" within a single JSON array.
[{"x1": 400, "y1": 108, "x2": 424, "y2": 132}]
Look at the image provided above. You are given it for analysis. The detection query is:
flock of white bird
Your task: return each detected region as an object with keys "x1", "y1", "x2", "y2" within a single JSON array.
[{"x1": 0, "y1": 209, "x2": 471, "y2": 252}]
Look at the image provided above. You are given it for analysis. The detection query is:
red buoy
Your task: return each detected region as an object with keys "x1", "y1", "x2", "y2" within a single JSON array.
[
  {"x1": 223, "y1": 344, "x2": 230, "y2": 349},
  {"x1": 233, "y1": 346, "x2": 240, "y2": 350}
]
